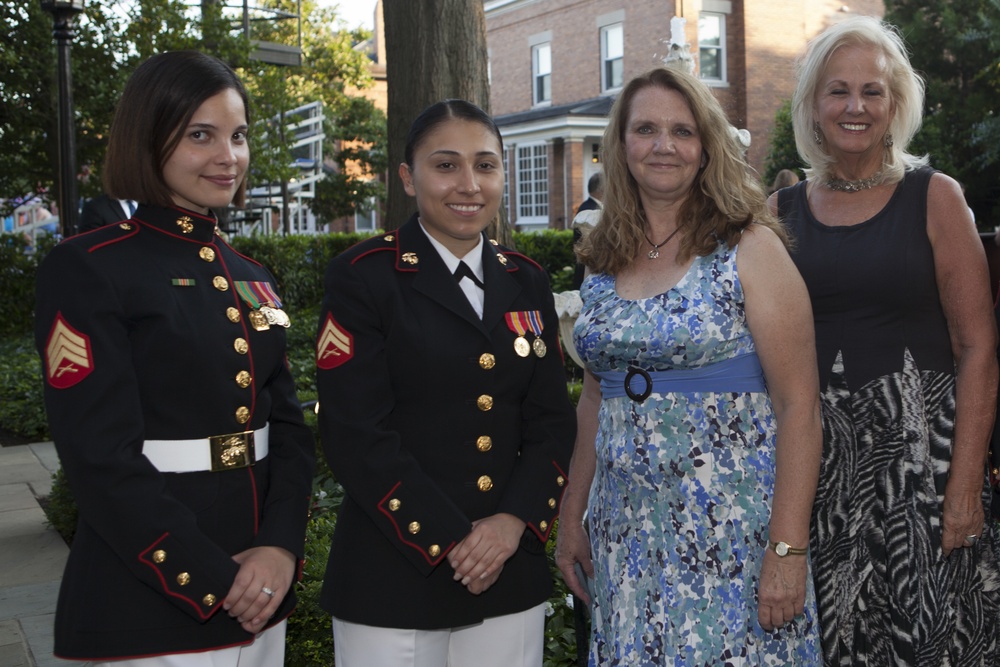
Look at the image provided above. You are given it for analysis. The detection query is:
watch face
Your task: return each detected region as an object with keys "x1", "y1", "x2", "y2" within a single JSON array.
[{"x1": 775, "y1": 542, "x2": 789, "y2": 556}]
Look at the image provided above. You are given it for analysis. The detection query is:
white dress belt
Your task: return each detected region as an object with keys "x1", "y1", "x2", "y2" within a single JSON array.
[{"x1": 143, "y1": 424, "x2": 269, "y2": 473}]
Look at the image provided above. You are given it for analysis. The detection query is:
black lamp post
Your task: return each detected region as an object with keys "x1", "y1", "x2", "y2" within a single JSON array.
[{"x1": 40, "y1": 0, "x2": 85, "y2": 238}]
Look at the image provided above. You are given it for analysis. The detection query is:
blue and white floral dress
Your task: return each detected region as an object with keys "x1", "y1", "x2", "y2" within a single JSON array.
[{"x1": 573, "y1": 241, "x2": 819, "y2": 666}]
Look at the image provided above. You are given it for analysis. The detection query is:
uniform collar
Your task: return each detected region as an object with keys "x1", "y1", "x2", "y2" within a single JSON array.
[
  {"x1": 417, "y1": 219, "x2": 485, "y2": 283},
  {"x1": 131, "y1": 204, "x2": 219, "y2": 244}
]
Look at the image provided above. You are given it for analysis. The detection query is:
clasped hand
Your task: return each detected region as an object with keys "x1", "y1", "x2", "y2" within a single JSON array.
[
  {"x1": 449, "y1": 513, "x2": 525, "y2": 595},
  {"x1": 224, "y1": 546, "x2": 296, "y2": 634}
]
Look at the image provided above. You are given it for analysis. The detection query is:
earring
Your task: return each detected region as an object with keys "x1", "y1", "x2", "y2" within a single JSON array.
[
  {"x1": 813, "y1": 123, "x2": 822, "y2": 145},
  {"x1": 884, "y1": 133, "x2": 894, "y2": 148}
]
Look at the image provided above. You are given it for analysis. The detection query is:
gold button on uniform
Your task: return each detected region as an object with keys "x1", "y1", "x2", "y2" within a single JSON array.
[
  {"x1": 177, "y1": 572, "x2": 190, "y2": 586},
  {"x1": 234, "y1": 338, "x2": 248, "y2": 354},
  {"x1": 152, "y1": 550, "x2": 167, "y2": 564},
  {"x1": 556, "y1": 476, "x2": 565, "y2": 487},
  {"x1": 477, "y1": 475, "x2": 493, "y2": 492},
  {"x1": 408, "y1": 521, "x2": 421, "y2": 535},
  {"x1": 199, "y1": 247, "x2": 216, "y2": 262},
  {"x1": 429, "y1": 545, "x2": 441, "y2": 557},
  {"x1": 235, "y1": 371, "x2": 252, "y2": 388},
  {"x1": 540, "y1": 520, "x2": 548, "y2": 531},
  {"x1": 202, "y1": 594, "x2": 216, "y2": 607},
  {"x1": 479, "y1": 353, "x2": 495, "y2": 369},
  {"x1": 212, "y1": 276, "x2": 229, "y2": 291},
  {"x1": 548, "y1": 498, "x2": 557, "y2": 509},
  {"x1": 388, "y1": 499, "x2": 401, "y2": 511},
  {"x1": 476, "y1": 435, "x2": 492, "y2": 452},
  {"x1": 477, "y1": 395, "x2": 493, "y2": 411},
  {"x1": 226, "y1": 307, "x2": 241, "y2": 323},
  {"x1": 235, "y1": 406, "x2": 250, "y2": 424}
]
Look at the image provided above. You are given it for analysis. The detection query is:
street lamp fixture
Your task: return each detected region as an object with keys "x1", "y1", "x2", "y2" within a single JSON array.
[{"x1": 40, "y1": 0, "x2": 86, "y2": 238}]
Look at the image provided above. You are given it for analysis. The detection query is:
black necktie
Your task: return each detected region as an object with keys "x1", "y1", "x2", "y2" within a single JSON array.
[{"x1": 453, "y1": 261, "x2": 484, "y2": 289}]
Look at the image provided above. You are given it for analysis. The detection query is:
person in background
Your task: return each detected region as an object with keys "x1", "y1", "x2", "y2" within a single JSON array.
[
  {"x1": 78, "y1": 193, "x2": 138, "y2": 232},
  {"x1": 768, "y1": 168, "x2": 800, "y2": 195},
  {"x1": 556, "y1": 65, "x2": 822, "y2": 665},
  {"x1": 571, "y1": 173, "x2": 604, "y2": 290},
  {"x1": 34, "y1": 50, "x2": 315, "y2": 666},
  {"x1": 315, "y1": 98, "x2": 576, "y2": 667},
  {"x1": 772, "y1": 16, "x2": 1000, "y2": 664}
]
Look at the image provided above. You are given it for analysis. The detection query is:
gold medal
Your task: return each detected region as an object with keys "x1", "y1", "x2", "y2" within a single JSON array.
[
  {"x1": 514, "y1": 336, "x2": 531, "y2": 357},
  {"x1": 532, "y1": 337, "x2": 547, "y2": 358},
  {"x1": 248, "y1": 309, "x2": 270, "y2": 331}
]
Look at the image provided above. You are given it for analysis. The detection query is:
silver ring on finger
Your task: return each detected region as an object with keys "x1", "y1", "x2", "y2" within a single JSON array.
[
  {"x1": 965, "y1": 534, "x2": 979, "y2": 547},
  {"x1": 261, "y1": 586, "x2": 275, "y2": 598}
]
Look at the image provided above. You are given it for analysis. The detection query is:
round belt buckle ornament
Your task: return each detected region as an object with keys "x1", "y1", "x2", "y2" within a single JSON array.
[{"x1": 624, "y1": 366, "x2": 653, "y2": 402}]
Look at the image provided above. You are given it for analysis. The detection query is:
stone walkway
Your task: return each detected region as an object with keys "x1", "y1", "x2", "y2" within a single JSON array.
[{"x1": 0, "y1": 441, "x2": 76, "y2": 667}]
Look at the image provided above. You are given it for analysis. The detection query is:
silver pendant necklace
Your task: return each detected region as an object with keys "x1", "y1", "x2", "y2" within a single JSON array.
[{"x1": 643, "y1": 226, "x2": 682, "y2": 260}]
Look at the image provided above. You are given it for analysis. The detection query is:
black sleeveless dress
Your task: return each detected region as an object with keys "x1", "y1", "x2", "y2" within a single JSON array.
[{"x1": 779, "y1": 167, "x2": 1000, "y2": 666}]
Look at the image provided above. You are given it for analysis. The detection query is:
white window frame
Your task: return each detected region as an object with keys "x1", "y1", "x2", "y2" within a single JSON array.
[
  {"x1": 516, "y1": 143, "x2": 548, "y2": 227},
  {"x1": 698, "y1": 6, "x2": 729, "y2": 85},
  {"x1": 532, "y1": 42, "x2": 552, "y2": 106},
  {"x1": 502, "y1": 147, "x2": 511, "y2": 215},
  {"x1": 354, "y1": 196, "x2": 377, "y2": 232},
  {"x1": 600, "y1": 23, "x2": 624, "y2": 93}
]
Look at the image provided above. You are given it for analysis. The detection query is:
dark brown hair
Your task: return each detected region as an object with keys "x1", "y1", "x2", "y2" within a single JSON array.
[
  {"x1": 404, "y1": 99, "x2": 503, "y2": 166},
  {"x1": 103, "y1": 50, "x2": 251, "y2": 208}
]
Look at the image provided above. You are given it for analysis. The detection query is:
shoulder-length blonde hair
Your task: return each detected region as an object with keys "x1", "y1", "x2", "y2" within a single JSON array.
[
  {"x1": 792, "y1": 16, "x2": 928, "y2": 184},
  {"x1": 578, "y1": 66, "x2": 782, "y2": 277}
]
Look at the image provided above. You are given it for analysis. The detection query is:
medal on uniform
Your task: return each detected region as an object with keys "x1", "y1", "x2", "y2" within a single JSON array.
[
  {"x1": 248, "y1": 309, "x2": 270, "y2": 331},
  {"x1": 234, "y1": 281, "x2": 290, "y2": 328},
  {"x1": 532, "y1": 337, "x2": 547, "y2": 357},
  {"x1": 261, "y1": 306, "x2": 291, "y2": 328},
  {"x1": 525, "y1": 310, "x2": 547, "y2": 357},
  {"x1": 505, "y1": 312, "x2": 531, "y2": 357}
]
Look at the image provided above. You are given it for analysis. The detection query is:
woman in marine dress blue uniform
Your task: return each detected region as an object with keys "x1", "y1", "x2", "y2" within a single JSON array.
[
  {"x1": 34, "y1": 51, "x2": 315, "y2": 666},
  {"x1": 315, "y1": 99, "x2": 575, "y2": 666}
]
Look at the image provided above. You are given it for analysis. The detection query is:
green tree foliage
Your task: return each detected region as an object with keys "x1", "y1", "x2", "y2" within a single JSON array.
[
  {"x1": 0, "y1": 1, "x2": 385, "y2": 225},
  {"x1": 884, "y1": 0, "x2": 1000, "y2": 225},
  {"x1": 762, "y1": 100, "x2": 806, "y2": 189}
]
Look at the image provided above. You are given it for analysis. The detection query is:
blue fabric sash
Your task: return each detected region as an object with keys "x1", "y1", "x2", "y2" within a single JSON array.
[{"x1": 596, "y1": 352, "x2": 765, "y2": 401}]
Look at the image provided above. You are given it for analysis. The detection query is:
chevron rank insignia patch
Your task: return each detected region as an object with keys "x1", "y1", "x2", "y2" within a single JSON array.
[
  {"x1": 316, "y1": 313, "x2": 353, "y2": 370},
  {"x1": 45, "y1": 313, "x2": 94, "y2": 389}
]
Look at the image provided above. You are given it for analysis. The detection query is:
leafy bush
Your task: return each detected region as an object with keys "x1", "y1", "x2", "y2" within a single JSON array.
[
  {"x1": 513, "y1": 230, "x2": 577, "y2": 293},
  {"x1": 44, "y1": 467, "x2": 78, "y2": 544},
  {"x1": 0, "y1": 233, "x2": 56, "y2": 338},
  {"x1": 762, "y1": 100, "x2": 806, "y2": 189},
  {"x1": 0, "y1": 334, "x2": 48, "y2": 439},
  {"x1": 285, "y1": 509, "x2": 337, "y2": 666}
]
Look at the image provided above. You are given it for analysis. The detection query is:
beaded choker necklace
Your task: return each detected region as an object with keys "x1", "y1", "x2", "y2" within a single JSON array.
[{"x1": 825, "y1": 171, "x2": 883, "y2": 193}]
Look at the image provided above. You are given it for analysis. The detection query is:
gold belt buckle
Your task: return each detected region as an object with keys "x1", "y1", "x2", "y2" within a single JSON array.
[{"x1": 209, "y1": 431, "x2": 256, "y2": 472}]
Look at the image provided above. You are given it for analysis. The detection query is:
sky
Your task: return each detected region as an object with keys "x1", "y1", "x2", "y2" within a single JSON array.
[{"x1": 316, "y1": 0, "x2": 377, "y2": 31}]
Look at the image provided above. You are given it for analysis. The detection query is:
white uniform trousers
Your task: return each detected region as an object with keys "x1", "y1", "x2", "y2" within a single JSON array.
[
  {"x1": 90, "y1": 620, "x2": 285, "y2": 667},
  {"x1": 331, "y1": 603, "x2": 546, "y2": 667}
]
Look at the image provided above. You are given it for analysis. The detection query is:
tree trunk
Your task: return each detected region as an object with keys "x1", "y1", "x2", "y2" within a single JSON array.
[{"x1": 383, "y1": 0, "x2": 514, "y2": 247}]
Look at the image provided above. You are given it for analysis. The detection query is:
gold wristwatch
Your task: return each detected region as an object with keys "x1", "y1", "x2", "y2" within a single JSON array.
[{"x1": 768, "y1": 540, "x2": 808, "y2": 557}]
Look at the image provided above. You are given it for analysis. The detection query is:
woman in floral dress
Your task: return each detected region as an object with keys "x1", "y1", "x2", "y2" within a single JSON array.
[{"x1": 555, "y1": 66, "x2": 822, "y2": 666}]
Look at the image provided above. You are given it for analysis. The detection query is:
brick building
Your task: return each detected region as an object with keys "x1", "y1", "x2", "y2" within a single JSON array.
[{"x1": 484, "y1": 0, "x2": 884, "y2": 231}]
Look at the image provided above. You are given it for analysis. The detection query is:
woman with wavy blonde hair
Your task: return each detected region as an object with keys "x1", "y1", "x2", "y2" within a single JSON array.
[{"x1": 556, "y1": 65, "x2": 822, "y2": 664}]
